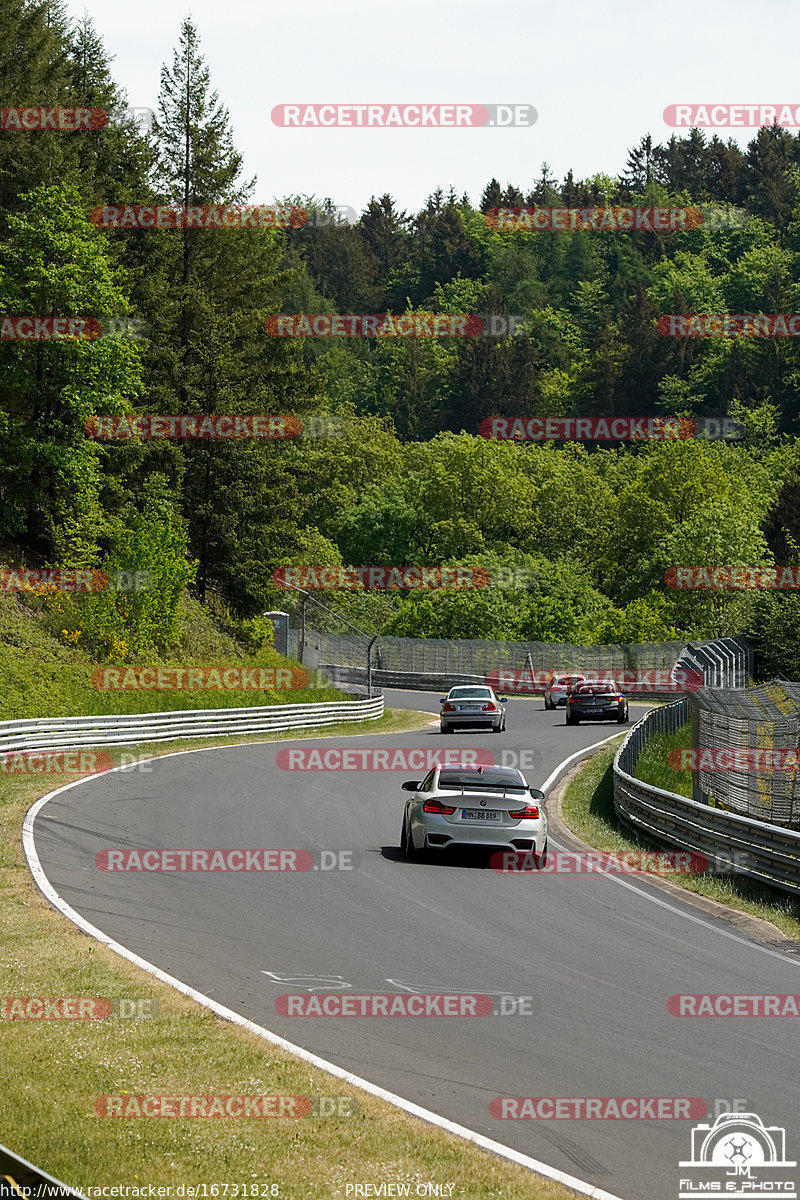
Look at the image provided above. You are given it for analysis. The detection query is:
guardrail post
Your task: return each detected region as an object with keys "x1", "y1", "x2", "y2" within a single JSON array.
[
  {"x1": 298, "y1": 593, "x2": 309, "y2": 663},
  {"x1": 367, "y1": 636, "x2": 379, "y2": 698}
]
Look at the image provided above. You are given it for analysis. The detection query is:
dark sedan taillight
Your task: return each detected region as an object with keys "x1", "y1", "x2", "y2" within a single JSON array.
[{"x1": 423, "y1": 799, "x2": 457, "y2": 815}]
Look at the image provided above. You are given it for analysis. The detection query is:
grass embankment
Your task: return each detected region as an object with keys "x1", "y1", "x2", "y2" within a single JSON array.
[
  {"x1": 0, "y1": 591, "x2": 346, "y2": 719},
  {"x1": 633, "y1": 724, "x2": 693, "y2": 798},
  {"x1": 560, "y1": 738, "x2": 800, "y2": 940}
]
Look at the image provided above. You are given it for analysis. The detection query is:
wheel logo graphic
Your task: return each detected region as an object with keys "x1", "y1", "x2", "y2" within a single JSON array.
[
  {"x1": 724, "y1": 1137, "x2": 752, "y2": 1166},
  {"x1": 680, "y1": 1112, "x2": 796, "y2": 1199}
]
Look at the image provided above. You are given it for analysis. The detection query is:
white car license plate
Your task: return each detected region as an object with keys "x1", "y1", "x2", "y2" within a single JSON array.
[
  {"x1": 461, "y1": 809, "x2": 500, "y2": 820},
  {"x1": 459, "y1": 704, "x2": 480, "y2": 711}
]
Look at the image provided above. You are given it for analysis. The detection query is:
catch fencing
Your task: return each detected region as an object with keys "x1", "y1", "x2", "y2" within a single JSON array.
[
  {"x1": 292, "y1": 630, "x2": 751, "y2": 694},
  {"x1": 689, "y1": 681, "x2": 800, "y2": 825},
  {"x1": 614, "y1": 698, "x2": 800, "y2": 897},
  {"x1": 673, "y1": 637, "x2": 753, "y2": 689}
]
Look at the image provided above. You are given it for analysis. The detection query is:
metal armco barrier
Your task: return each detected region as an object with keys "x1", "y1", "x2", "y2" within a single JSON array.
[
  {"x1": 0, "y1": 696, "x2": 384, "y2": 756},
  {"x1": 614, "y1": 700, "x2": 800, "y2": 898}
]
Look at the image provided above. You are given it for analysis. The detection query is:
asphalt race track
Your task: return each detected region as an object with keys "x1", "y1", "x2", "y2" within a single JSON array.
[{"x1": 30, "y1": 689, "x2": 800, "y2": 1200}]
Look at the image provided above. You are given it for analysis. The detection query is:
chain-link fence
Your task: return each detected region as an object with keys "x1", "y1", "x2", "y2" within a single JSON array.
[
  {"x1": 615, "y1": 700, "x2": 800, "y2": 896},
  {"x1": 690, "y1": 681, "x2": 800, "y2": 826},
  {"x1": 290, "y1": 629, "x2": 752, "y2": 696}
]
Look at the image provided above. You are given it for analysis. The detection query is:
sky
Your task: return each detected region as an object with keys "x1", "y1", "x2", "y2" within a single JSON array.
[{"x1": 79, "y1": 0, "x2": 800, "y2": 216}]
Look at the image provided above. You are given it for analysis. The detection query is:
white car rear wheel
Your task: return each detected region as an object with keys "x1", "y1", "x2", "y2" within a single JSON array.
[{"x1": 401, "y1": 814, "x2": 420, "y2": 860}]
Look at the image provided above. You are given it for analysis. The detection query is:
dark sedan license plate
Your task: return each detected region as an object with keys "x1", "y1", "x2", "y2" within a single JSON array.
[{"x1": 461, "y1": 809, "x2": 500, "y2": 820}]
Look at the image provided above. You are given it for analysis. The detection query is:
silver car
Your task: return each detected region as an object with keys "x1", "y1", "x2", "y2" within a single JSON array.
[
  {"x1": 439, "y1": 685, "x2": 508, "y2": 733},
  {"x1": 544, "y1": 672, "x2": 586, "y2": 709},
  {"x1": 400, "y1": 763, "x2": 547, "y2": 861}
]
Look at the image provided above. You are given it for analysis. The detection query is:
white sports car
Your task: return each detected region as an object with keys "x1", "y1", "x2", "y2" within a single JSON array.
[{"x1": 400, "y1": 763, "x2": 547, "y2": 861}]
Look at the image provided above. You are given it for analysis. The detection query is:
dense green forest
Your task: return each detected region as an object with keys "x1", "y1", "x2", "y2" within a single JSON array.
[{"x1": 1, "y1": 0, "x2": 799, "y2": 678}]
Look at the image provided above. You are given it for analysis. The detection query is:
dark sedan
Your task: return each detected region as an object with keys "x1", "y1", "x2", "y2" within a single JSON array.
[{"x1": 565, "y1": 681, "x2": 629, "y2": 725}]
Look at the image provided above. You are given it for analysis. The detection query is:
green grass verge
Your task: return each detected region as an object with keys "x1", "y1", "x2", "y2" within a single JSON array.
[
  {"x1": 0, "y1": 707, "x2": 577, "y2": 1200},
  {"x1": 560, "y1": 741, "x2": 800, "y2": 941},
  {"x1": 0, "y1": 591, "x2": 346, "y2": 719},
  {"x1": 633, "y1": 722, "x2": 693, "y2": 798},
  {"x1": 0, "y1": 640, "x2": 344, "y2": 719}
]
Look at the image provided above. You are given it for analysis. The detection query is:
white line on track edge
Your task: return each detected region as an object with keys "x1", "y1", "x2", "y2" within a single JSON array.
[
  {"x1": 22, "y1": 738, "x2": 633, "y2": 1200},
  {"x1": 540, "y1": 729, "x2": 800, "y2": 967}
]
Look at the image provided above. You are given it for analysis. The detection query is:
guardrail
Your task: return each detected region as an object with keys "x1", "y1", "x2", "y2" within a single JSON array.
[
  {"x1": 613, "y1": 701, "x2": 800, "y2": 898},
  {"x1": 0, "y1": 696, "x2": 385, "y2": 755}
]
